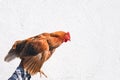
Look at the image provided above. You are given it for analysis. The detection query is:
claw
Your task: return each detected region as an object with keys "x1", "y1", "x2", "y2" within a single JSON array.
[{"x1": 39, "y1": 70, "x2": 47, "y2": 78}]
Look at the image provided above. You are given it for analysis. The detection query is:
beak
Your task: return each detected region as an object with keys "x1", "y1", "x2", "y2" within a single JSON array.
[{"x1": 69, "y1": 38, "x2": 71, "y2": 41}]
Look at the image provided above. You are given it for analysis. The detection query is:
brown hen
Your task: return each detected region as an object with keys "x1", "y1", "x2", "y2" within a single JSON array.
[{"x1": 4, "y1": 31, "x2": 71, "y2": 78}]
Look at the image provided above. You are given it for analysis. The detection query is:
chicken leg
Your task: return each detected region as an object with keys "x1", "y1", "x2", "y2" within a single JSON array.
[{"x1": 39, "y1": 70, "x2": 47, "y2": 78}]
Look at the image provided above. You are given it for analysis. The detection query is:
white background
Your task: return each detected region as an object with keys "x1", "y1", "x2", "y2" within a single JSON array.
[{"x1": 0, "y1": 0, "x2": 120, "y2": 80}]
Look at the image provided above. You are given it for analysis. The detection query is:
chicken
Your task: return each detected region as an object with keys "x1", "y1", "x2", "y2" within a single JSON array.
[{"x1": 4, "y1": 31, "x2": 71, "y2": 78}]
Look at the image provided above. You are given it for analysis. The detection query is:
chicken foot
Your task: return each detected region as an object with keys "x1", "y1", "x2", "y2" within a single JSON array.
[{"x1": 39, "y1": 70, "x2": 47, "y2": 78}]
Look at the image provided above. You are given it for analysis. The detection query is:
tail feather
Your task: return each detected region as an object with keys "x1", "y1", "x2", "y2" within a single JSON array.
[{"x1": 4, "y1": 54, "x2": 16, "y2": 62}]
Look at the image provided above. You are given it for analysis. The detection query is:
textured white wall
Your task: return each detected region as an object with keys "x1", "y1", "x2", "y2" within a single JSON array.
[{"x1": 0, "y1": 0, "x2": 120, "y2": 80}]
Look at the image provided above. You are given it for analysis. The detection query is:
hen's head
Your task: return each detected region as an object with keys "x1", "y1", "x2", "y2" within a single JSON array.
[
  {"x1": 63, "y1": 32, "x2": 71, "y2": 42},
  {"x1": 51, "y1": 31, "x2": 71, "y2": 42}
]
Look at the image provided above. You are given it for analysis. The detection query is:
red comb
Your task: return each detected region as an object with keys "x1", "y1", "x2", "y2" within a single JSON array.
[{"x1": 66, "y1": 32, "x2": 71, "y2": 41}]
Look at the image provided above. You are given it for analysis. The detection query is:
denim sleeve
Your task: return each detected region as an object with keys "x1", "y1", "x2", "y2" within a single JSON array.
[{"x1": 8, "y1": 65, "x2": 31, "y2": 80}]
